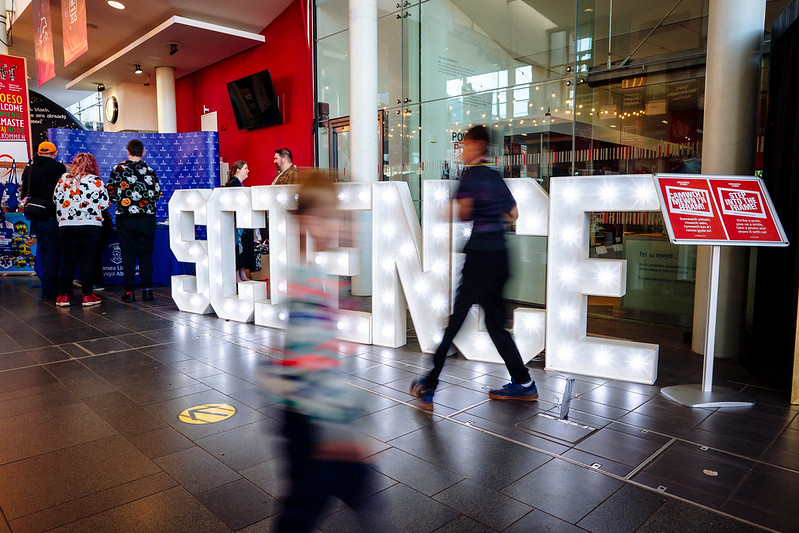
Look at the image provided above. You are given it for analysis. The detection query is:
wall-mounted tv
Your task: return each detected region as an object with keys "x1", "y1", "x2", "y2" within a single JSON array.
[{"x1": 227, "y1": 69, "x2": 282, "y2": 130}]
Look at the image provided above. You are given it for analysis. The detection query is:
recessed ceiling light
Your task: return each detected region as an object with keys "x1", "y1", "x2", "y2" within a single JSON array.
[{"x1": 107, "y1": 1, "x2": 125, "y2": 9}]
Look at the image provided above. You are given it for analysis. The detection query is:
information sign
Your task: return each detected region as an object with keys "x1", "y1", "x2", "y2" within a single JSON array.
[{"x1": 654, "y1": 174, "x2": 788, "y2": 246}]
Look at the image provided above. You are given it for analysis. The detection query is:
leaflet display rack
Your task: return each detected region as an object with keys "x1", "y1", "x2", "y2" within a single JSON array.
[{"x1": 653, "y1": 174, "x2": 789, "y2": 407}]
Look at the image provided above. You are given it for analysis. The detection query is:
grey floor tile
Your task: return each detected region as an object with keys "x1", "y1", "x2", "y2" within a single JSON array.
[
  {"x1": 196, "y1": 418, "x2": 286, "y2": 471},
  {"x1": 196, "y1": 478, "x2": 281, "y2": 530},
  {"x1": 389, "y1": 420, "x2": 550, "y2": 490},
  {"x1": 357, "y1": 403, "x2": 436, "y2": 442},
  {"x1": 637, "y1": 499, "x2": 764, "y2": 533},
  {"x1": 434, "y1": 479, "x2": 532, "y2": 530},
  {"x1": 576, "y1": 485, "x2": 667, "y2": 533},
  {"x1": 631, "y1": 441, "x2": 754, "y2": 507},
  {"x1": 8, "y1": 472, "x2": 177, "y2": 533},
  {"x1": 0, "y1": 435, "x2": 160, "y2": 520},
  {"x1": 434, "y1": 515, "x2": 496, "y2": 532},
  {"x1": 154, "y1": 446, "x2": 241, "y2": 494},
  {"x1": 370, "y1": 447, "x2": 464, "y2": 496},
  {"x1": 502, "y1": 459, "x2": 624, "y2": 523},
  {"x1": 319, "y1": 483, "x2": 460, "y2": 533},
  {"x1": 0, "y1": 384, "x2": 80, "y2": 421},
  {"x1": 128, "y1": 425, "x2": 196, "y2": 459},
  {"x1": 48, "y1": 486, "x2": 229, "y2": 533},
  {"x1": 574, "y1": 425, "x2": 669, "y2": 467},
  {"x1": 0, "y1": 402, "x2": 118, "y2": 464},
  {"x1": 504, "y1": 509, "x2": 586, "y2": 532}
]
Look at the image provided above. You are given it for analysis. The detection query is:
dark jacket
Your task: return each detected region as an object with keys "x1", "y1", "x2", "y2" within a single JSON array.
[
  {"x1": 107, "y1": 159, "x2": 161, "y2": 217},
  {"x1": 20, "y1": 156, "x2": 67, "y2": 218}
]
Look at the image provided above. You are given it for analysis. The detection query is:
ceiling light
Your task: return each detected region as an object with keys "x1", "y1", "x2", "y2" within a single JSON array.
[
  {"x1": 134, "y1": 64, "x2": 143, "y2": 74},
  {"x1": 107, "y1": 1, "x2": 125, "y2": 9}
]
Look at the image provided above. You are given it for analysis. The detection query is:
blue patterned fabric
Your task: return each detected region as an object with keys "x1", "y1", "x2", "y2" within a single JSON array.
[{"x1": 48, "y1": 129, "x2": 220, "y2": 222}]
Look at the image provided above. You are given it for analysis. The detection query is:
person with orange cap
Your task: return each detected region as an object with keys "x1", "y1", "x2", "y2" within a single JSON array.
[{"x1": 20, "y1": 141, "x2": 67, "y2": 300}]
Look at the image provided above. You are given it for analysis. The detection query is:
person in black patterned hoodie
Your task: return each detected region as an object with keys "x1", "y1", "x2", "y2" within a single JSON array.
[
  {"x1": 107, "y1": 139, "x2": 162, "y2": 303},
  {"x1": 53, "y1": 153, "x2": 109, "y2": 307}
]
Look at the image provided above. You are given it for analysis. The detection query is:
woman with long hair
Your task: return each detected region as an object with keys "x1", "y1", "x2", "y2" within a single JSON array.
[
  {"x1": 224, "y1": 160, "x2": 258, "y2": 281},
  {"x1": 53, "y1": 153, "x2": 109, "y2": 307}
]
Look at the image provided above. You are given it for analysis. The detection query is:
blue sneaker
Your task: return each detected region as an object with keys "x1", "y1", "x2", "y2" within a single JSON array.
[
  {"x1": 410, "y1": 378, "x2": 434, "y2": 411},
  {"x1": 488, "y1": 380, "x2": 539, "y2": 401}
]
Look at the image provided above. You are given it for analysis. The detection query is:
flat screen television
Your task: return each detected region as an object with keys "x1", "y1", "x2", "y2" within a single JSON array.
[{"x1": 227, "y1": 69, "x2": 282, "y2": 130}]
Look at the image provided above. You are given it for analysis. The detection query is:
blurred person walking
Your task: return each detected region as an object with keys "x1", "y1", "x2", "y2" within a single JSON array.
[
  {"x1": 410, "y1": 125, "x2": 538, "y2": 410},
  {"x1": 261, "y1": 170, "x2": 371, "y2": 532},
  {"x1": 53, "y1": 153, "x2": 109, "y2": 307}
]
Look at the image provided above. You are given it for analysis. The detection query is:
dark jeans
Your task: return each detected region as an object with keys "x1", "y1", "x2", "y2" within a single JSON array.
[
  {"x1": 59, "y1": 225, "x2": 102, "y2": 296},
  {"x1": 425, "y1": 247, "x2": 531, "y2": 389},
  {"x1": 116, "y1": 216, "x2": 156, "y2": 292},
  {"x1": 278, "y1": 410, "x2": 370, "y2": 533},
  {"x1": 31, "y1": 217, "x2": 60, "y2": 298},
  {"x1": 94, "y1": 212, "x2": 113, "y2": 288}
]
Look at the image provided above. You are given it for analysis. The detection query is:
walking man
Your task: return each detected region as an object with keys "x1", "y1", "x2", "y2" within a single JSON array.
[
  {"x1": 410, "y1": 125, "x2": 537, "y2": 410},
  {"x1": 107, "y1": 139, "x2": 161, "y2": 302}
]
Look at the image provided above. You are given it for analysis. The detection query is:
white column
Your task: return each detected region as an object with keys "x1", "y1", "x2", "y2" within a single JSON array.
[
  {"x1": 349, "y1": 0, "x2": 378, "y2": 295},
  {"x1": 155, "y1": 66, "x2": 177, "y2": 133},
  {"x1": 692, "y1": 0, "x2": 766, "y2": 357}
]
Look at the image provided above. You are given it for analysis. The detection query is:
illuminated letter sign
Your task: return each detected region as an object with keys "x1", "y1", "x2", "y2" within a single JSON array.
[
  {"x1": 546, "y1": 175, "x2": 659, "y2": 384},
  {"x1": 170, "y1": 176, "x2": 661, "y2": 385}
]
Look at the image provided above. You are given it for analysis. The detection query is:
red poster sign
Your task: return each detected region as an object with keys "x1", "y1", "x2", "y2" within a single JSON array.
[
  {"x1": 33, "y1": 0, "x2": 55, "y2": 86},
  {"x1": 0, "y1": 54, "x2": 32, "y2": 158},
  {"x1": 62, "y1": 0, "x2": 88, "y2": 66},
  {"x1": 654, "y1": 174, "x2": 788, "y2": 246}
]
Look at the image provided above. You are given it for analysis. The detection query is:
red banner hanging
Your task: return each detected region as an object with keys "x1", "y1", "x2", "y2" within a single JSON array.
[
  {"x1": 32, "y1": 0, "x2": 55, "y2": 86},
  {"x1": 0, "y1": 54, "x2": 32, "y2": 159},
  {"x1": 62, "y1": 0, "x2": 88, "y2": 66}
]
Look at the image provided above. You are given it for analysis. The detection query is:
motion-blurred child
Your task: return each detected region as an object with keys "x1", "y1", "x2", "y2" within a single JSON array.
[{"x1": 261, "y1": 170, "x2": 371, "y2": 532}]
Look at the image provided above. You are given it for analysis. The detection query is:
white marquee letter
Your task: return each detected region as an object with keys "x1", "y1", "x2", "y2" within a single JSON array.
[{"x1": 546, "y1": 175, "x2": 659, "y2": 384}]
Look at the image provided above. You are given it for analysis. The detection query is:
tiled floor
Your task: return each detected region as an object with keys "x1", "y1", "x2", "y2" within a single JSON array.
[{"x1": 1, "y1": 276, "x2": 797, "y2": 532}]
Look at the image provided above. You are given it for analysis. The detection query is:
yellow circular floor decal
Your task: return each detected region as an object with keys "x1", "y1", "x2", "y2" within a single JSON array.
[{"x1": 178, "y1": 403, "x2": 236, "y2": 424}]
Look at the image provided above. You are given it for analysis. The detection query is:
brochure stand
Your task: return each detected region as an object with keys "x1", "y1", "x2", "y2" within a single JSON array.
[{"x1": 653, "y1": 174, "x2": 789, "y2": 408}]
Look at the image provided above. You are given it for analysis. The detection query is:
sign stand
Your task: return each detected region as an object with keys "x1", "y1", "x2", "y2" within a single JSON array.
[
  {"x1": 653, "y1": 174, "x2": 789, "y2": 408},
  {"x1": 661, "y1": 245, "x2": 754, "y2": 407}
]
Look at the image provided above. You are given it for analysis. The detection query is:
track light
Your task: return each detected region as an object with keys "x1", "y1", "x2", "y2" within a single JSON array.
[
  {"x1": 134, "y1": 64, "x2": 143, "y2": 74},
  {"x1": 169, "y1": 43, "x2": 179, "y2": 56}
]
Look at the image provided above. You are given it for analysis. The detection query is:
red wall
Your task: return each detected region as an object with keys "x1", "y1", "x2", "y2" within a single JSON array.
[{"x1": 175, "y1": 1, "x2": 313, "y2": 186}]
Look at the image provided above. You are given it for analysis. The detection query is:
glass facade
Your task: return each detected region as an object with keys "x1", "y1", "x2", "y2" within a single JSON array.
[{"x1": 314, "y1": 0, "x2": 780, "y2": 327}]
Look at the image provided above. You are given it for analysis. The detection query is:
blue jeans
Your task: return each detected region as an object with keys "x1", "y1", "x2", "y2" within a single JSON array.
[{"x1": 30, "y1": 217, "x2": 61, "y2": 299}]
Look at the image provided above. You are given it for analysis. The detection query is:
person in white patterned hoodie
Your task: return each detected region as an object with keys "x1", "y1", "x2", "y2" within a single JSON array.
[{"x1": 53, "y1": 152, "x2": 109, "y2": 307}]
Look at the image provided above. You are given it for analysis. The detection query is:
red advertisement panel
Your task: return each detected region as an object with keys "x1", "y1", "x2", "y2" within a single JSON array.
[
  {"x1": 62, "y1": 0, "x2": 88, "y2": 66},
  {"x1": 33, "y1": 0, "x2": 55, "y2": 86},
  {"x1": 709, "y1": 179, "x2": 784, "y2": 242},
  {"x1": 657, "y1": 176, "x2": 727, "y2": 241},
  {"x1": 654, "y1": 174, "x2": 788, "y2": 246},
  {"x1": 0, "y1": 54, "x2": 32, "y2": 157}
]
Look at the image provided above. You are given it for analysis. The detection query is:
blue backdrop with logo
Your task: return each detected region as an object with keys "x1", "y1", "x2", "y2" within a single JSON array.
[
  {"x1": 49, "y1": 129, "x2": 220, "y2": 221},
  {"x1": 46, "y1": 129, "x2": 219, "y2": 285}
]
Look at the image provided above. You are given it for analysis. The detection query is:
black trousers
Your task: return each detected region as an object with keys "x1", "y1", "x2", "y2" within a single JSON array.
[
  {"x1": 31, "y1": 217, "x2": 61, "y2": 298},
  {"x1": 116, "y1": 216, "x2": 156, "y2": 292},
  {"x1": 59, "y1": 225, "x2": 101, "y2": 296},
  {"x1": 426, "y1": 247, "x2": 531, "y2": 389},
  {"x1": 278, "y1": 410, "x2": 370, "y2": 533}
]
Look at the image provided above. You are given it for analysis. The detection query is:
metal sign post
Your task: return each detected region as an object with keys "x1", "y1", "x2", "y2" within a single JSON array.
[{"x1": 653, "y1": 174, "x2": 789, "y2": 408}]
